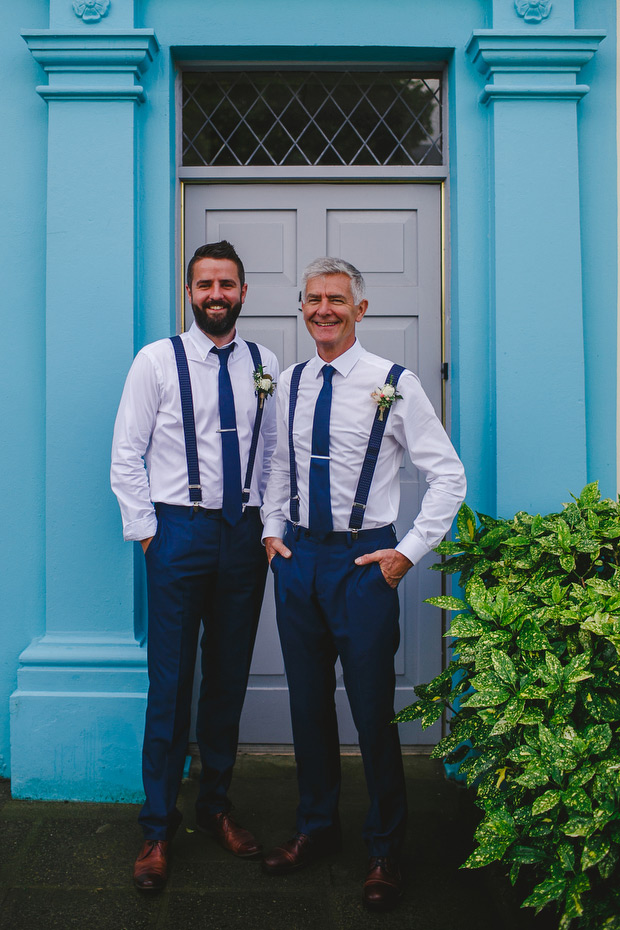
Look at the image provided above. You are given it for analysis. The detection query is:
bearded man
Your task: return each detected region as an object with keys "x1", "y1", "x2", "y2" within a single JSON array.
[{"x1": 111, "y1": 241, "x2": 278, "y2": 891}]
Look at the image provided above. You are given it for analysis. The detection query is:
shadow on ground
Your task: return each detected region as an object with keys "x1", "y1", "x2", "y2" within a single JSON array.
[{"x1": 0, "y1": 753, "x2": 558, "y2": 929}]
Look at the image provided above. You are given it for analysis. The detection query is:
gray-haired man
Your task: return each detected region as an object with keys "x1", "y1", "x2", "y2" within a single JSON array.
[{"x1": 260, "y1": 257, "x2": 466, "y2": 910}]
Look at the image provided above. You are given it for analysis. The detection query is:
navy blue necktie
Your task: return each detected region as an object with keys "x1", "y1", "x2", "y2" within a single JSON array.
[
  {"x1": 308, "y1": 365, "x2": 335, "y2": 538},
  {"x1": 212, "y1": 345, "x2": 242, "y2": 526}
]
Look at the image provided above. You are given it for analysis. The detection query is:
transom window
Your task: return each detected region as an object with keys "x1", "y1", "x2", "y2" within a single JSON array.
[{"x1": 182, "y1": 70, "x2": 443, "y2": 168}]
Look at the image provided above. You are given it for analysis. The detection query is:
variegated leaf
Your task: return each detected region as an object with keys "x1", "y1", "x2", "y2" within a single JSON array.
[
  {"x1": 532, "y1": 790, "x2": 560, "y2": 815},
  {"x1": 581, "y1": 834, "x2": 611, "y2": 871},
  {"x1": 425, "y1": 595, "x2": 467, "y2": 610}
]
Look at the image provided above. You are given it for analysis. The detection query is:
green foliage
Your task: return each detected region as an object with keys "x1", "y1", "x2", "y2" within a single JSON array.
[{"x1": 395, "y1": 483, "x2": 620, "y2": 929}]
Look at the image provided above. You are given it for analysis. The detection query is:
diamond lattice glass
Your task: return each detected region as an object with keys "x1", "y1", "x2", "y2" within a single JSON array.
[{"x1": 182, "y1": 71, "x2": 443, "y2": 167}]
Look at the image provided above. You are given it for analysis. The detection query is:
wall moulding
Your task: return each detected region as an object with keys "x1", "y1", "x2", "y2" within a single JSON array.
[
  {"x1": 478, "y1": 83, "x2": 589, "y2": 104},
  {"x1": 466, "y1": 31, "x2": 605, "y2": 105},
  {"x1": 35, "y1": 84, "x2": 146, "y2": 102},
  {"x1": 22, "y1": 30, "x2": 159, "y2": 101},
  {"x1": 18, "y1": 633, "x2": 146, "y2": 669},
  {"x1": 467, "y1": 32, "x2": 605, "y2": 74}
]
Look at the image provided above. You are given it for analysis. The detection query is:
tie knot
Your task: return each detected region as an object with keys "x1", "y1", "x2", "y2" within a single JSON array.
[
  {"x1": 321, "y1": 365, "x2": 335, "y2": 384},
  {"x1": 212, "y1": 344, "x2": 235, "y2": 366}
]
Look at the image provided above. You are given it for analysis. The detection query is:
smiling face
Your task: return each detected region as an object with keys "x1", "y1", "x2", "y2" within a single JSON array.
[
  {"x1": 302, "y1": 273, "x2": 368, "y2": 362},
  {"x1": 185, "y1": 257, "x2": 247, "y2": 345}
]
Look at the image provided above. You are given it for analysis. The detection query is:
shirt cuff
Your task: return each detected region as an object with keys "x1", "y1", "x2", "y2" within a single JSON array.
[
  {"x1": 395, "y1": 531, "x2": 431, "y2": 567},
  {"x1": 123, "y1": 514, "x2": 158, "y2": 542},
  {"x1": 261, "y1": 515, "x2": 287, "y2": 543}
]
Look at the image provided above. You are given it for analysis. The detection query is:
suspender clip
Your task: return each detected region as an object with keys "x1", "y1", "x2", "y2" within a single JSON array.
[
  {"x1": 351, "y1": 529, "x2": 359, "y2": 541},
  {"x1": 289, "y1": 496, "x2": 300, "y2": 527}
]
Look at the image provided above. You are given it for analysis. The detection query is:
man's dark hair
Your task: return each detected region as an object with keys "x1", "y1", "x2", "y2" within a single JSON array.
[{"x1": 186, "y1": 240, "x2": 245, "y2": 289}]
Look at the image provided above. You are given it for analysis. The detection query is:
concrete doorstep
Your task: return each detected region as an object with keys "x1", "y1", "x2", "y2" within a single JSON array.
[{"x1": 0, "y1": 754, "x2": 556, "y2": 930}]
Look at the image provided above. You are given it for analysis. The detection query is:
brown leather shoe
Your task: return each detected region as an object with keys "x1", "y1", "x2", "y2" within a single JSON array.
[
  {"x1": 133, "y1": 839, "x2": 169, "y2": 892},
  {"x1": 197, "y1": 811, "x2": 262, "y2": 858},
  {"x1": 262, "y1": 830, "x2": 340, "y2": 875},
  {"x1": 363, "y1": 856, "x2": 403, "y2": 911}
]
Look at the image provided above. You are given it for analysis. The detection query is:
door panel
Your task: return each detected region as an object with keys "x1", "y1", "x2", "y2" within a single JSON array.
[
  {"x1": 185, "y1": 183, "x2": 443, "y2": 745},
  {"x1": 326, "y1": 210, "x2": 419, "y2": 287}
]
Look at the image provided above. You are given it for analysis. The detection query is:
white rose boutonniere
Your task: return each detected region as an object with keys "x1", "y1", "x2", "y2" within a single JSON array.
[
  {"x1": 370, "y1": 376, "x2": 402, "y2": 421},
  {"x1": 253, "y1": 365, "x2": 276, "y2": 408}
]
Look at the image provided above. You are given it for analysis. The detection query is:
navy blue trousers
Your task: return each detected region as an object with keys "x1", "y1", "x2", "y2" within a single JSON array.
[
  {"x1": 139, "y1": 504, "x2": 267, "y2": 840},
  {"x1": 272, "y1": 523, "x2": 407, "y2": 857}
]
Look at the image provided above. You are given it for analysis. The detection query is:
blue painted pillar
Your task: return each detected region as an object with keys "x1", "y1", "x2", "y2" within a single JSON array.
[
  {"x1": 10, "y1": 20, "x2": 159, "y2": 800},
  {"x1": 466, "y1": 25, "x2": 604, "y2": 517}
]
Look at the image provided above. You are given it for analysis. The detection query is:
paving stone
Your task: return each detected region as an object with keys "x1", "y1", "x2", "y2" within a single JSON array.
[
  {"x1": 15, "y1": 819, "x2": 140, "y2": 888},
  {"x1": 0, "y1": 797, "x2": 141, "y2": 823},
  {"x1": 0, "y1": 821, "x2": 40, "y2": 886},
  {"x1": 0, "y1": 779, "x2": 11, "y2": 808},
  {"x1": 0, "y1": 889, "x2": 161, "y2": 930},
  {"x1": 161, "y1": 890, "x2": 330, "y2": 930}
]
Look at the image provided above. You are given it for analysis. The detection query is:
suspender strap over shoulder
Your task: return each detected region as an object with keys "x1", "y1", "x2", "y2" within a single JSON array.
[
  {"x1": 170, "y1": 335, "x2": 202, "y2": 503},
  {"x1": 288, "y1": 360, "x2": 309, "y2": 524},
  {"x1": 243, "y1": 341, "x2": 263, "y2": 508},
  {"x1": 349, "y1": 363, "x2": 405, "y2": 532}
]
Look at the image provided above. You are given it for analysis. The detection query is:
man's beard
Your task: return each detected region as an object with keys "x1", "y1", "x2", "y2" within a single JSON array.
[{"x1": 192, "y1": 299, "x2": 242, "y2": 337}]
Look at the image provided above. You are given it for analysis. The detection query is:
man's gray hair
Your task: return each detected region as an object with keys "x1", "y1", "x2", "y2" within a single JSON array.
[{"x1": 301, "y1": 257, "x2": 366, "y2": 304}]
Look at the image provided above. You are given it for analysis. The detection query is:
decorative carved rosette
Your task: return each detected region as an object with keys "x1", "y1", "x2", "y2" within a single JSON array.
[
  {"x1": 73, "y1": 0, "x2": 111, "y2": 23},
  {"x1": 515, "y1": 0, "x2": 552, "y2": 24}
]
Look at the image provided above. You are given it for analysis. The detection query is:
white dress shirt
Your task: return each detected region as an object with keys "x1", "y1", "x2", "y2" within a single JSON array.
[
  {"x1": 111, "y1": 323, "x2": 279, "y2": 541},
  {"x1": 261, "y1": 340, "x2": 466, "y2": 565}
]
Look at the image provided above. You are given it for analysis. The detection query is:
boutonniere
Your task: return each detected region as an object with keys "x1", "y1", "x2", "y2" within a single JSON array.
[
  {"x1": 253, "y1": 365, "x2": 276, "y2": 408},
  {"x1": 370, "y1": 376, "x2": 402, "y2": 421}
]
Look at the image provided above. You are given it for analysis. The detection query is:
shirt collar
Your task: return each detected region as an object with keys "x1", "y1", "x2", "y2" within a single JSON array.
[
  {"x1": 187, "y1": 321, "x2": 240, "y2": 360},
  {"x1": 308, "y1": 339, "x2": 364, "y2": 379}
]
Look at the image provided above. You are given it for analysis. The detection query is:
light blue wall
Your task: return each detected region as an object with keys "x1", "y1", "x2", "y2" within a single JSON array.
[
  {"x1": 2, "y1": 0, "x2": 616, "y2": 796},
  {"x1": 139, "y1": 0, "x2": 489, "y2": 47},
  {"x1": 447, "y1": 41, "x2": 494, "y2": 517},
  {"x1": 0, "y1": 0, "x2": 48, "y2": 779},
  {"x1": 577, "y1": 0, "x2": 618, "y2": 498}
]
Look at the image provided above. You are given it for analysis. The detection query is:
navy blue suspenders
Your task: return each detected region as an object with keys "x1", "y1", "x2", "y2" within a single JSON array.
[
  {"x1": 288, "y1": 361, "x2": 309, "y2": 525},
  {"x1": 170, "y1": 335, "x2": 202, "y2": 504},
  {"x1": 170, "y1": 335, "x2": 264, "y2": 511},
  {"x1": 243, "y1": 341, "x2": 263, "y2": 509},
  {"x1": 349, "y1": 363, "x2": 405, "y2": 531},
  {"x1": 287, "y1": 361, "x2": 405, "y2": 533}
]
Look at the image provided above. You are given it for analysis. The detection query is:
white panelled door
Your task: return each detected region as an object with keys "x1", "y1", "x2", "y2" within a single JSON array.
[{"x1": 185, "y1": 183, "x2": 444, "y2": 745}]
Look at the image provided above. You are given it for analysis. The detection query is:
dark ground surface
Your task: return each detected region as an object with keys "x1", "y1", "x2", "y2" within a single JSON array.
[{"x1": 0, "y1": 752, "x2": 558, "y2": 930}]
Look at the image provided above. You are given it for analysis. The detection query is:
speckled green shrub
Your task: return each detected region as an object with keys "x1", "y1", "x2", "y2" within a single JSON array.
[{"x1": 396, "y1": 483, "x2": 620, "y2": 929}]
